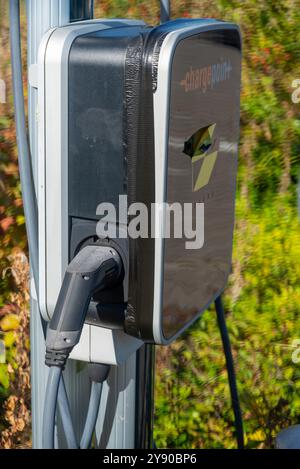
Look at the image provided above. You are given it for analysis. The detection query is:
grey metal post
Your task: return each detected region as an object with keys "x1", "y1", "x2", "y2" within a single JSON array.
[{"x1": 27, "y1": 0, "x2": 137, "y2": 449}]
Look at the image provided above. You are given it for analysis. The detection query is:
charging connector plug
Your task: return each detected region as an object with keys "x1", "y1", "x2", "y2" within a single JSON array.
[{"x1": 45, "y1": 245, "x2": 123, "y2": 368}]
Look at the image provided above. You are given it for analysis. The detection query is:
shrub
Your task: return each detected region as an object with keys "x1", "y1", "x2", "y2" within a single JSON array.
[{"x1": 155, "y1": 197, "x2": 300, "y2": 448}]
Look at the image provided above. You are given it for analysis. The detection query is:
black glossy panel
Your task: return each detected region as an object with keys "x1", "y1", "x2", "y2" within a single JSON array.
[{"x1": 162, "y1": 29, "x2": 241, "y2": 339}]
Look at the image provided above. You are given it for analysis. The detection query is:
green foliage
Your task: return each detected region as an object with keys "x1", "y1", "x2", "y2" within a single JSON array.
[{"x1": 155, "y1": 197, "x2": 300, "y2": 448}]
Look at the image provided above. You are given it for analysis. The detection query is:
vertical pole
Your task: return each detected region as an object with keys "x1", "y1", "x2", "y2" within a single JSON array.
[{"x1": 27, "y1": 0, "x2": 138, "y2": 449}]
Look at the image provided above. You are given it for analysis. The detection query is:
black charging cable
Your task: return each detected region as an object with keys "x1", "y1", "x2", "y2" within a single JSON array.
[
  {"x1": 160, "y1": 0, "x2": 170, "y2": 23},
  {"x1": 43, "y1": 244, "x2": 123, "y2": 449},
  {"x1": 215, "y1": 295, "x2": 244, "y2": 449}
]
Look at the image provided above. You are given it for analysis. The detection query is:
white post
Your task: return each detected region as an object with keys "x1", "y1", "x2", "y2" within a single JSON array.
[{"x1": 27, "y1": 0, "x2": 137, "y2": 449}]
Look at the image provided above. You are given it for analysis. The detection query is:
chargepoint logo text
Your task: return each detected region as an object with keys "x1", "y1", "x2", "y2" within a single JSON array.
[
  {"x1": 96, "y1": 196, "x2": 204, "y2": 250},
  {"x1": 180, "y1": 59, "x2": 232, "y2": 94}
]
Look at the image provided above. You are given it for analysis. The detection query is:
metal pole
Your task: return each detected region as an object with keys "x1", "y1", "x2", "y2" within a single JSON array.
[{"x1": 27, "y1": 0, "x2": 138, "y2": 449}]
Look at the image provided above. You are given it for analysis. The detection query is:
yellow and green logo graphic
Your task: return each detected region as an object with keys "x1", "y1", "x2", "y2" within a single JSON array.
[{"x1": 183, "y1": 123, "x2": 218, "y2": 192}]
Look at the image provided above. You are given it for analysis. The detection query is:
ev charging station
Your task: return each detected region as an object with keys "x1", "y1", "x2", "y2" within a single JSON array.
[{"x1": 10, "y1": 0, "x2": 243, "y2": 450}]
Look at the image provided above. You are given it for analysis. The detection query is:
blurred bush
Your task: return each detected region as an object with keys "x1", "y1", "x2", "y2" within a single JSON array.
[
  {"x1": 0, "y1": 0, "x2": 299, "y2": 448},
  {"x1": 155, "y1": 197, "x2": 300, "y2": 448}
]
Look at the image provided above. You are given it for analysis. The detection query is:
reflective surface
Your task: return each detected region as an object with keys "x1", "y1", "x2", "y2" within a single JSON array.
[{"x1": 162, "y1": 30, "x2": 241, "y2": 339}]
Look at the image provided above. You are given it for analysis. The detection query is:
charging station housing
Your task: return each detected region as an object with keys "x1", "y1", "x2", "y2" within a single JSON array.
[{"x1": 38, "y1": 19, "x2": 241, "y2": 361}]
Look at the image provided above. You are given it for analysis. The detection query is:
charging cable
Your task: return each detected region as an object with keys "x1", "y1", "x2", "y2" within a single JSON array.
[
  {"x1": 80, "y1": 363, "x2": 110, "y2": 449},
  {"x1": 43, "y1": 244, "x2": 123, "y2": 449},
  {"x1": 160, "y1": 0, "x2": 170, "y2": 23},
  {"x1": 215, "y1": 296, "x2": 244, "y2": 449}
]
